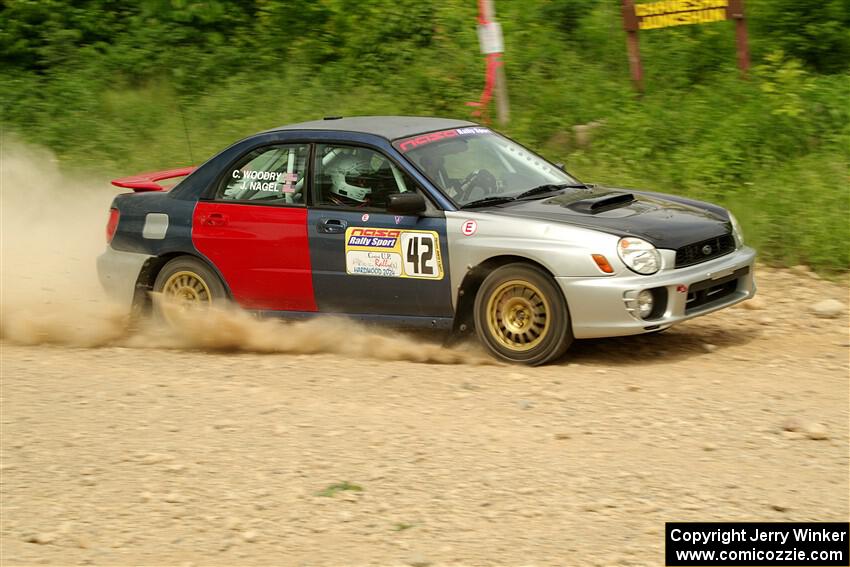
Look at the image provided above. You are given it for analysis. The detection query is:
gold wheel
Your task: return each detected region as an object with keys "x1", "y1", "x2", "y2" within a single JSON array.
[
  {"x1": 161, "y1": 270, "x2": 212, "y2": 307},
  {"x1": 153, "y1": 257, "x2": 226, "y2": 328},
  {"x1": 485, "y1": 279, "x2": 551, "y2": 352}
]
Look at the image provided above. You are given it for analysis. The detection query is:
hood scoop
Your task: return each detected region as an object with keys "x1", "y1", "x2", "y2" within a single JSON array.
[{"x1": 566, "y1": 192, "x2": 636, "y2": 214}]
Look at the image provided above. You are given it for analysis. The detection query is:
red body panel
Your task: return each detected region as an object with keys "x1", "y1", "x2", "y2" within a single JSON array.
[
  {"x1": 112, "y1": 166, "x2": 196, "y2": 192},
  {"x1": 192, "y1": 203, "x2": 317, "y2": 311}
]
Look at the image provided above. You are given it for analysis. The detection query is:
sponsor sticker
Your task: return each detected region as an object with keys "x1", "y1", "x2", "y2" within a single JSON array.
[
  {"x1": 461, "y1": 219, "x2": 478, "y2": 236},
  {"x1": 346, "y1": 251, "x2": 403, "y2": 277},
  {"x1": 281, "y1": 172, "x2": 299, "y2": 193},
  {"x1": 346, "y1": 228, "x2": 400, "y2": 248},
  {"x1": 344, "y1": 227, "x2": 443, "y2": 280},
  {"x1": 396, "y1": 127, "x2": 492, "y2": 153},
  {"x1": 361, "y1": 213, "x2": 370, "y2": 222}
]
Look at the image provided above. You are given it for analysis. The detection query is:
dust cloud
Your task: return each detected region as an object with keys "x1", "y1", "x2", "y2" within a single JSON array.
[
  {"x1": 0, "y1": 136, "x2": 122, "y2": 346},
  {"x1": 0, "y1": 139, "x2": 488, "y2": 364}
]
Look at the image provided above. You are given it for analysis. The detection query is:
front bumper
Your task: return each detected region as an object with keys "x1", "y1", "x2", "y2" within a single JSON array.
[
  {"x1": 96, "y1": 247, "x2": 153, "y2": 307},
  {"x1": 558, "y1": 246, "x2": 756, "y2": 339}
]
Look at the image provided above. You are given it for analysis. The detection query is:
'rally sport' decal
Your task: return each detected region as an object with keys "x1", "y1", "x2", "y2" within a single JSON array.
[{"x1": 344, "y1": 227, "x2": 444, "y2": 280}]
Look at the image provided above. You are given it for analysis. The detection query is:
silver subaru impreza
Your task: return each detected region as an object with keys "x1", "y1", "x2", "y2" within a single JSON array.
[{"x1": 98, "y1": 116, "x2": 756, "y2": 365}]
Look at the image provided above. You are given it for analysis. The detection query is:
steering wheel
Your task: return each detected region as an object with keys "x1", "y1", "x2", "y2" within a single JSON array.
[{"x1": 457, "y1": 168, "x2": 498, "y2": 202}]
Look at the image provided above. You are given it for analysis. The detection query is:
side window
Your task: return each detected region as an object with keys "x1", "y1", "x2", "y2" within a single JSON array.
[
  {"x1": 217, "y1": 144, "x2": 308, "y2": 205},
  {"x1": 313, "y1": 144, "x2": 421, "y2": 210}
]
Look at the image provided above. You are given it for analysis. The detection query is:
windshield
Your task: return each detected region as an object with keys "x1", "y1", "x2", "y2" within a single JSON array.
[{"x1": 394, "y1": 127, "x2": 580, "y2": 207}]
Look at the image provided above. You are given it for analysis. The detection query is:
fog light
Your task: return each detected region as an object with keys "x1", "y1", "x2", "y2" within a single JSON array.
[{"x1": 637, "y1": 290, "x2": 654, "y2": 319}]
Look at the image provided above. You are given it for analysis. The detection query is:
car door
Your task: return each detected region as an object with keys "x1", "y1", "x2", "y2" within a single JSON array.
[
  {"x1": 192, "y1": 143, "x2": 318, "y2": 312},
  {"x1": 307, "y1": 143, "x2": 454, "y2": 319}
]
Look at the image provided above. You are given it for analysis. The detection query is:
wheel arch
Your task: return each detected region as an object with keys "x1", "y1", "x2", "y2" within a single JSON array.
[
  {"x1": 133, "y1": 251, "x2": 232, "y2": 313},
  {"x1": 451, "y1": 254, "x2": 564, "y2": 337}
]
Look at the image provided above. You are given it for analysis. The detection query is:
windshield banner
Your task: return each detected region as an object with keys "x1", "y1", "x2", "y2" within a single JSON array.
[{"x1": 395, "y1": 127, "x2": 491, "y2": 153}]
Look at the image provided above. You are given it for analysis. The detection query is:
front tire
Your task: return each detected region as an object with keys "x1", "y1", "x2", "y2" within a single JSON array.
[
  {"x1": 473, "y1": 263, "x2": 573, "y2": 365},
  {"x1": 152, "y1": 256, "x2": 227, "y2": 326}
]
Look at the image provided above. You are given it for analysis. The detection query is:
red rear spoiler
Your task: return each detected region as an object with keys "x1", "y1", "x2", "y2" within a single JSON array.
[{"x1": 111, "y1": 166, "x2": 196, "y2": 192}]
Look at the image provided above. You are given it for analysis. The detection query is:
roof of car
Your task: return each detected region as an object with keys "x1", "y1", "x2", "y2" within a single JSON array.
[{"x1": 272, "y1": 116, "x2": 477, "y2": 141}]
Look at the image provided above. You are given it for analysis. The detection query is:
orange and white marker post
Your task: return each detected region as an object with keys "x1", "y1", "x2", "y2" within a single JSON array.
[{"x1": 468, "y1": 0, "x2": 510, "y2": 125}]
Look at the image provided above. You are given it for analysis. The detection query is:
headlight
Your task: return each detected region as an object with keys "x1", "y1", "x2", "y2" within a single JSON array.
[
  {"x1": 729, "y1": 212, "x2": 744, "y2": 248},
  {"x1": 617, "y1": 237, "x2": 661, "y2": 275}
]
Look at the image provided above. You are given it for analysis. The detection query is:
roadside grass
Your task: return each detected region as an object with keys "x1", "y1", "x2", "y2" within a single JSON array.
[
  {"x1": 568, "y1": 152, "x2": 850, "y2": 275},
  {"x1": 3, "y1": 69, "x2": 846, "y2": 275}
]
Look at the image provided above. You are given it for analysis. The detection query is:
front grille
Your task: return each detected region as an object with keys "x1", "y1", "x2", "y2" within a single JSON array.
[
  {"x1": 684, "y1": 266, "x2": 749, "y2": 314},
  {"x1": 674, "y1": 233, "x2": 735, "y2": 268},
  {"x1": 685, "y1": 280, "x2": 737, "y2": 313}
]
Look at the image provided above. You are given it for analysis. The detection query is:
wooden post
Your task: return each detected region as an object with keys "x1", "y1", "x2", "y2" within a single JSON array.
[
  {"x1": 728, "y1": 0, "x2": 750, "y2": 78},
  {"x1": 481, "y1": 0, "x2": 510, "y2": 125},
  {"x1": 621, "y1": 0, "x2": 644, "y2": 93},
  {"x1": 626, "y1": 31, "x2": 644, "y2": 92}
]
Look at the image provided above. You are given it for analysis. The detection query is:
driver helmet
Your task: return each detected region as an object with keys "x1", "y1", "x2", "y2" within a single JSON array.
[{"x1": 329, "y1": 152, "x2": 373, "y2": 204}]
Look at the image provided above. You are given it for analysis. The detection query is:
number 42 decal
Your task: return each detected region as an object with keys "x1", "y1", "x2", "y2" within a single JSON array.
[{"x1": 401, "y1": 233, "x2": 442, "y2": 279}]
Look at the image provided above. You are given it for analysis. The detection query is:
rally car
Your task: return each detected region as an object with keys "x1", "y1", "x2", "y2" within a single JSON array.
[{"x1": 98, "y1": 116, "x2": 756, "y2": 365}]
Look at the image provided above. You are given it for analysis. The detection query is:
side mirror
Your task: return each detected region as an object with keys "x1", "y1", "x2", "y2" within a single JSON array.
[
  {"x1": 555, "y1": 162, "x2": 566, "y2": 171},
  {"x1": 387, "y1": 192, "x2": 426, "y2": 215}
]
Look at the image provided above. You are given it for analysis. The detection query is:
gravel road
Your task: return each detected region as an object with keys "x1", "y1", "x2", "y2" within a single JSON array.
[{"x1": 1, "y1": 266, "x2": 848, "y2": 567}]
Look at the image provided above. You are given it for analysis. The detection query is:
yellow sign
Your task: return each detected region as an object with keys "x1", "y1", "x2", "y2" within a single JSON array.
[
  {"x1": 634, "y1": 0, "x2": 728, "y2": 30},
  {"x1": 620, "y1": 0, "x2": 749, "y2": 90}
]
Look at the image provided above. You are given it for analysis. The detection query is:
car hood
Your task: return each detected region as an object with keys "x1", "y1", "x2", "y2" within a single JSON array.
[{"x1": 486, "y1": 186, "x2": 732, "y2": 249}]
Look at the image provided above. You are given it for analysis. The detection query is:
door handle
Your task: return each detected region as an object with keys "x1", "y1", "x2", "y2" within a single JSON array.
[
  {"x1": 201, "y1": 213, "x2": 228, "y2": 226},
  {"x1": 318, "y1": 218, "x2": 347, "y2": 234}
]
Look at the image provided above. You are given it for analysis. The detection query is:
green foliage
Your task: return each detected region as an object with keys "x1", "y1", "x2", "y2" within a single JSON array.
[
  {"x1": 725, "y1": 155, "x2": 850, "y2": 270},
  {"x1": 540, "y1": 0, "x2": 599, "y2": 33},
  {"x1": 748, "y1": 0, "x2": 850, "y2": 74},
  {"x1": 1, "y1": 0, "x2": 848, "y2": 271},
  {"x1": 316, "y1": 481, "x2": 363, "y2": 497}
]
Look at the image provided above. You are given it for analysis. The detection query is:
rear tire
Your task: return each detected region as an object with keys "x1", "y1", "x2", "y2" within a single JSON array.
[
  {"x1": 152, "y1": 256, "x2": 227, "y2": 326},
  {"x1": 473, "y1": 263, "x2": 573, "y2": 365}
]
